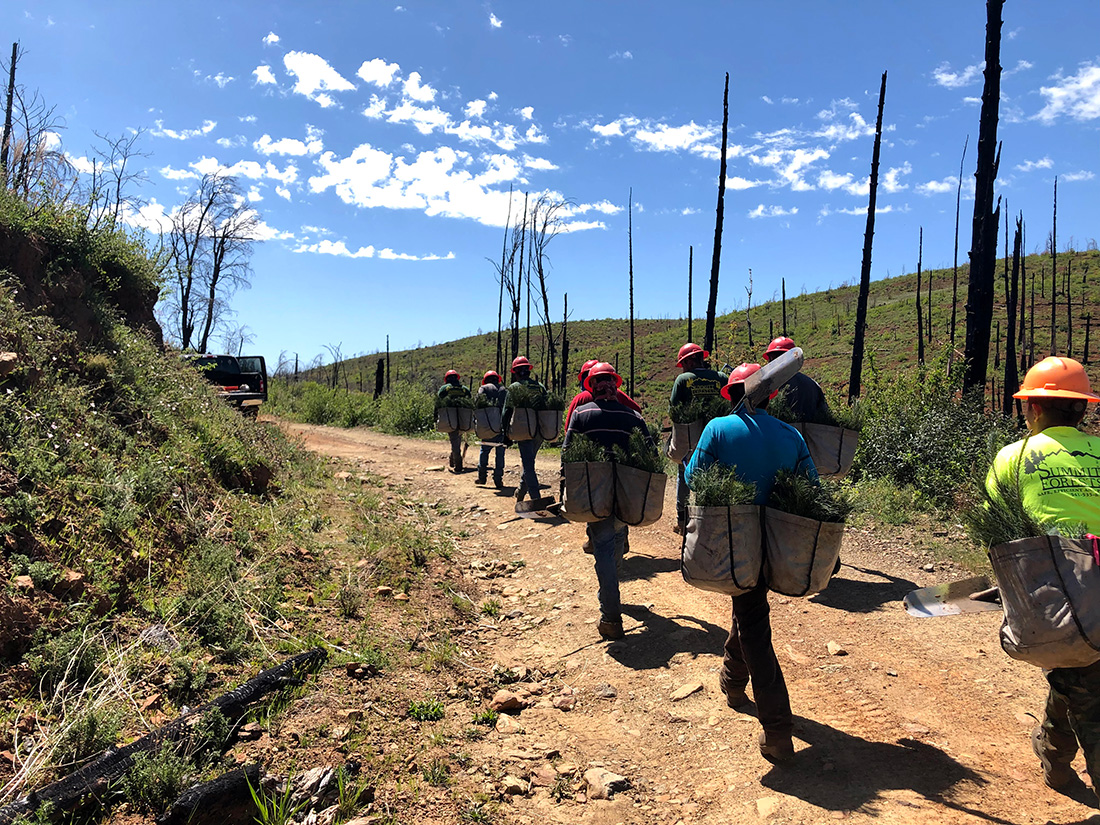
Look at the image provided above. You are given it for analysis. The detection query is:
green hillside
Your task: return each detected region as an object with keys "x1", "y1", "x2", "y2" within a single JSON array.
[{"x1": 314, "y1": 248, "x2": 1100, "y2": 410}]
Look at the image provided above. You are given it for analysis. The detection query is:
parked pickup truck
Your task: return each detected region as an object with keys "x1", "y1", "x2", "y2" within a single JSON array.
[{"x1": 184, "y1": 354, "x2": 268, "y2": 418}]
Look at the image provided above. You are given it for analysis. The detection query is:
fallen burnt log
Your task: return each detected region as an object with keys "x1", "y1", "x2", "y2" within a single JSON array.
[
  {"x1": 0, "y1": 647, "x2": 326, "y2": 825},
  {"x1": 155, "y1": 762, "x2": 261, "y2": 825}
]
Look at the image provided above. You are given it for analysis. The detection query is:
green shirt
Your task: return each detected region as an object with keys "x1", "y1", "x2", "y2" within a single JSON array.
[
  {"x1": 437, "y1": 382, "x2": 471, "y2": 401},
  {"x1": 670, "y1": 368, "x2": 728, "y2": 406},
  {"x1": 986, "y1": 426, "x2": 1100, "y2": 534}
]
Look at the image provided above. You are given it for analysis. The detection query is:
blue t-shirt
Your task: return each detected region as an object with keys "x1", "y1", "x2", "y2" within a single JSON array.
[{"x1": 685, "y1": 409, "x2": 817, "y2": 504}]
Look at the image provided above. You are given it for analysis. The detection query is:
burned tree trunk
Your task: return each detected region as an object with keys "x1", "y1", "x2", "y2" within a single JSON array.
[
  {"x1": 385, "y1": 336, "x2": 390, "y2": 392},
  {"x1": 1051, "y1": 177, "x2": 1057, "y2": 355},
  {"x1": 1, "y1": 43, "x2": 18, "y2": 187},
  {"x1": 781, "y1": 278, "x2": 788, "y2": 336},
  {"x1": 687, "y1": 245, "x2": 693, "y2": 342},
  {"x1": 496, "y1": 185, "x2": 513, "y2": 377},
  {"x1": 848, "y1": 70, "x2": 888, "y2": 402},
  {"x1": 628, "y1": 188, "x2": 636, "y2": 397},
  {"x1": 1067, "y1": 259, "x2": 1073, "y2": 357},
  {"x1": 704, "y1": 72, "x2": 730, "y2": 355},
  {"x1": 560, "y1": 293, "x2": 569, "y2": 391},
  {"x1": 961, "y1": 0, "x2": 1004, "y2": 397},
  {"x1": 374, "y1": 358, "x2": 384, "y2": 399},
  {"x1": 950, "y1": 135, "x2": 969, "y2": 357},
  {"x1": 916, "y1": 228, "x2": 925, "y2": 365},
  {"x1": 1003, "y1": 215, "x2": 1021, "y2": 416}
]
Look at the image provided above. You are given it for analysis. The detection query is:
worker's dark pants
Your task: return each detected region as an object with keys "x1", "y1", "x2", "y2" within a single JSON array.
[
  {"x1": 478, "y1": 437, "x2": 505, "y2": 482},
  {"x1": 676, "y1": 463, "x2": 689, "y2": 522},
  {"x1": 720, "y1": 578, "x2": 793, "y2": 738},
  {"x1": 589, "y1": 516, "x2": 626, "y2": 624},
  {"x1": 447, "y1": 430, "x2": 463, "y2": 470},
  {"x1": 516, "y1": 436, "x2": 542, "y2": 497},
  {"x1": 1037, "y1": 659, "x2": 1100, "y2": 799}
]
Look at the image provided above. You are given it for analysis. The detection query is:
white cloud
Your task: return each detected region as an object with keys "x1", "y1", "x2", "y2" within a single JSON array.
[
  {"x1": 748, "y1": 204, "x2": 798, "y2": 219},
  {"x1": 357, "y1": 58, "x2": 400, "y2": 87},
  {"x1": 263, "y1": 32, "x2": 280, "y2": 45},
  {"x1": 932, "y1": 61, "x2": 985, "y2": 89},
  {"x1": 522, "y1": 155, "x2": 558, "y2": 171},
  {"x1": 284, "y1": 51, "x2": 355, "y2": 106},
  {"x1": 67, "y1": 154, "x2": 98, "y2": 175},
  {"x1": 253, "y1": 65, "x2": 276, "y2": 85},
  {"x1": 819, "y1": 204, "x2": 896, "y2": 218},
  {"x1": 488, "y1": 91, "x2": 499, "y2": 101},
  {"x1": 216, "y1": 136, "x2": 247, "y2": 149},
  {"x1": 1062, "y1": 170, "x2": 1095, "y2": 183},
  {"x1": 572, "y1": 200, "x2": 622, "y2": 216},
  {"x1": 240, "y1": 115, "x2": 257, "y2": 123},
  {"x1": 465, "y1": 99, "x2": 487, "y2": 119},
  {"x1": 519, "y1": 106, "x2": 534, "y2": 120},
  {"x1": 489, "y1": 13, "x2": 502, "y2": 28},
  {"x1": 762, "y1": 95, "x2": 774, "y2": 105},
  {"x1": 882, "y1": 161, "x2": 912, "y2": 193},
  {"x1": 681, "y1": 207, "x2": 699, "y2": 216},
  {"x1": 915, "y1": 175, "x2": 977, "y2": 198},
  {"x1": 308, "y1": 143, "x2": 597, "y2": 231},
  {"x1": 634, "y1": 121, "x2": 716, "y2": 153},
  {"x1": 591, "y1": 117, "x2": 636, "y2": 138},
  {"x1": 781, "y1": 97, "x2": 800, "y2": 105},
  {"x1": 151, "y1": 119, "x2": 216, "y2": 140},
  {"x1": 1015, "y1": 156, "x2": 1053, "y2": 173},
  {"x1": 1004, "y1": 59, "x2": 1034, "y2": 77},
  {"x1": 1036, "y1": 63, "x2": 1100, "y2": 123},
  {"x1": 962, "y1": 96, "x2": 982, "y2": 105},
  {"x1": 386, "y1": 100, "x2": 451, "y2": 134},
  {"x1": 610, "y1": 50, "x2": 633, "y2": 60},
  {"x1": 208, "y1": 73, "x2": 234, "y2": 88},
  {"x1": 276, "y1": 186, "x2": 292, "y2": 201},
  {"x1": 247, "y1": 186, "x2": 263, "y2": 202},
  {"x1": 293, "y1": 238, "x2": 454, "y2": 261},
  {"x1": 726, "y1": 176, "x2": 765, "y2": 190},
  {"x1": 403, "y1": 71, "x2": 437, "y2": 103},
  {"x1": 254, "y1": 127, "x2": 324, "y2": 157},
  {"x1": 817, "y1": 170, "x2": 854, "y2": 191}
]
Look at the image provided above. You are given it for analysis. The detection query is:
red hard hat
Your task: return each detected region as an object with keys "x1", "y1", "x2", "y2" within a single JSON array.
[
  {"x1": 511, "y1": 356, "x2": 532, "y2": 371},
  {"x1": 578, "y1": 358, "x2": 600, "y2": 384},
  {"x1": 584, "y1": 362, "x2": 623, "y2": 392},
  {"x1": 721, "y1": 363, "x2": 777, "y2": 401},
  {"x1": 482, "y1": 370, "x2": 502, "y2": 385},
  {"x1": 444, "y1": 369, "x2": 460, "y2": 381},
  {"x1": 677, "y1": 342, "x2": 709, "y2": 366},
  {"x1": 765, "y1": 336, "x2": 796, "y2": 359}
]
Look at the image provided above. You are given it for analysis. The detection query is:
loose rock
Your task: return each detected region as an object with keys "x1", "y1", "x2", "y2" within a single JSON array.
[
  {"x1": 826, "y1": 641, "x2": 847, "y2": 656},
  {"x1": 584, "y1": 768, "x2": 630, "y2": 800},
  {"x1": 670, "y1": 682, "x2": 704, "y2": 702}
]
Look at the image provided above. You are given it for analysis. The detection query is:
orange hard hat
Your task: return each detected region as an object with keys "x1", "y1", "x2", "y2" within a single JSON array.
[
  {"x1": 765, "y1": 336, "x2": 796, "y2": 359},
  {"x1": 482, "y1": 370, "x2": 502, "y2": 385},
  {"x1": 511, "y1": 356, "x2": 532, "y2": 371},
  {"x1": 584, "y1": 362, "x2": 623, "y2": 392},
  {"x1": 578, "y1": 359, "x2": 600, "y2": 384},
  {"x1": 677, "y1": 342, "x2": 708, "y2": 366},
  {"x1": 444, "y1": 369, "x2": 460, "y2": 381},
  {"x1": 1013, "y1": 357, "x2": 1100, "y2": 402}
]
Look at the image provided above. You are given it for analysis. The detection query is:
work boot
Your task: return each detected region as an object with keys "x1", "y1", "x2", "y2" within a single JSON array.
[
  {"x1": 493, "y1": 473, "x2": 503, "y2": 488},
  {"x1": 1032, "y1": 725, "x2": 1078, "y2": 789},
  {"x1": 582, "y1": 536, "x2": 594, "y2": 555},
  {"x1": 515, "y1": 483, "x2": 527, "y2": 502},
  {"x1": 722, "y1": 684, "x2": 751, "y2": 709},
  {"x1": 673, "y1": 511, "x2": 686, "y2": 535},
  {"x1": 758, "y1": 731, "x2": 795, "y2": 763},
  {"x1": 598, "y1": 620, "x2": 625, "y2": 641},
  {"x1": 476, "y1": 469, "x2": 487, "y2": 485}
]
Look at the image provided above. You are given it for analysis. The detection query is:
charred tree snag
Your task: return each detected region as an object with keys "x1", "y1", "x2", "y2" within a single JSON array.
[
  {"x1": 1050, "y1": 177, "x2": 1057, "y2": 356},
  {"x1": 687, "y1": 246, "x2": 693, "y2": 342},
  {"x1": 704, "y1": 73, "x2": 729, "y2": 355},
  {"x1": 950, "y1": 135, "x2": 969, "y2": 358},
  {"x1": 781, "y1": 278, "x2": 788, "y2": 336},
  {"x1": 916, "y1": 228, "x2": 925, "y2": 365},
  {"x1": 1004, "y1": 215, "x2": 1021, "y2": 417},
  {"x1": 628, "y1": 189, "x2": 636, "y2": 397},
  {"x1": 962, "y1": 0, "x2": 1004, "y2": 397},
  {"x1": 848, "y1": 70, "x2": 888, "y2": 403}
]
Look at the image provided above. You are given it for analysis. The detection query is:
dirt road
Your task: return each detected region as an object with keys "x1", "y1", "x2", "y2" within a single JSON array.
[{"x1": 281, "y1": 421, "x2": 1097, "y2": 825}]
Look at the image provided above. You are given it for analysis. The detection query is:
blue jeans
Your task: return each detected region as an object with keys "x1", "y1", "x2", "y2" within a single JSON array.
[
  {"x1": 676, "y1": 463, "x2": 690, "y2": 520},
  {"x1": 517, "y1": 436, "x2": 543, "y2": 498},
  {"x1": 478, "y1": 440, "x2": 505, "y2": 481},
  {"x1": 589, "y1": 516, "x2": 626, "y2": 623}
]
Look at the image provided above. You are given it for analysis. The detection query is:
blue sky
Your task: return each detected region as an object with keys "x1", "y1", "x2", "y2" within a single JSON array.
[{"x1": 10, "y1": 1, "x2": 1100, "y2": 366}]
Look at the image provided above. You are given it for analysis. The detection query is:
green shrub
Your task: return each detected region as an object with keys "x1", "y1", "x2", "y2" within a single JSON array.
[
  {"x1": 377, "y1": 384, "x2": 435, "y2": 435},
  {"x1": 561, "y1": 433, "x2": 606, "y2": 464},
  {"x1": 849, "y1": 477, "x2": 920, "y2": 526},
  {"x1": 408, "y1": 699, "x2": 445, "y2": 721},
  {"x1": 768, "y1": 470, "x2": 853, "y2": 523},
  {"x1": 689, "y1": 464, "x2": 757, "y2": 507},
  {"x1": 54, "y1": 702, "x2": 125, "y2": 768},
  {"x1": 121, "y1": 749, "x2": 191, "y2": 812}
]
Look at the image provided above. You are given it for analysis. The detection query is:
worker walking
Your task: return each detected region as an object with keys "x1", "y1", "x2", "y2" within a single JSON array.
[
  {"x1": 437, "y1": 369, "x2": 471, "y2": 473},
  {"x1": 566, "y1": 358, "x2": 642, "y2": 431},
  {"x1": 686, "y1": 363, "x2": 817, "y2": 763},
  {"x1": 562, "y1": 363, "x2": 655, "y2": 641},
  {"x1": 670, "y1": 343, "x2": 728, "y2": 533},
  {"x1": 763, "y1": 336, "x2": 829, "y2": 423},
  {"x1": 476, "y1": 370, "x2": 507, "y2": 487},
  {"x1": 985, "y1": 356, "x2": 1100, "y2": 802},
  {"x1": 502, "y1": 356, "x2": 547, "y2": 503}
]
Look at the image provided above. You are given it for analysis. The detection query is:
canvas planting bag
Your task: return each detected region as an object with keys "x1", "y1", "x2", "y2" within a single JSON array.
[
  {"x1": 613, "y1": 464, "x2": 667, "y2": 527},
  {"x1": 763, "y1": 508, "x2": 844, "y2": 597},
  {"x1": 667, "y1": 419, "x2": 708, "y2": 464},
  {"x1": 507, "y1": 407, "x2": 538, "y2": 441},
  {"x1": 474, "y1": 406, "x2": 503, "y2": 440},
  {"x1": 537, "y1": 409, "x2": 562, "y2": 442},
  {"x1": 793, "y1": 423, "x2": 859, "y2": 478},
  {"x1": 681, "y1": 504, "x2": 762, "y2": 596},
  {"x1": 435, "y1": 407, "x2": 459, "y2": 434},
  {"x1": 454, "y1": 407, "x2": 474, "y2": 432},
  {"x1": 988, "y1": 535, "x2": 1100, "y2": 669},
  {"x1": 561, "y1": 461, "x2": 615, "y2": 523}
]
